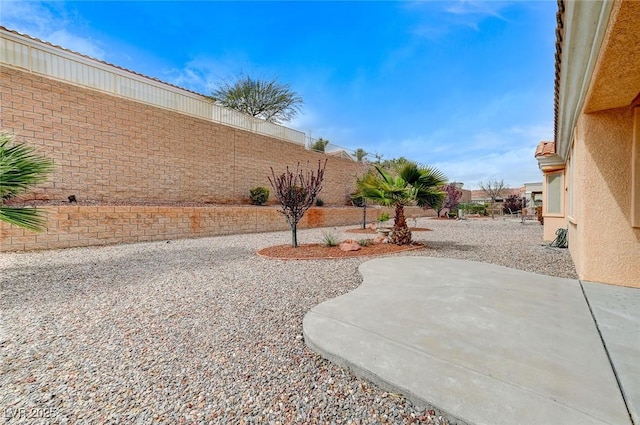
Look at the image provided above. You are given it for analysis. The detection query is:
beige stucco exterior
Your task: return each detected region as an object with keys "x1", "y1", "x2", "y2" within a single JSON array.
[
  {"x1": 539, "y1": 0, "x2": 640, "y2": 288},
  {"x1": 568, "y1": 108, "x2": 639, "y2": 286}
]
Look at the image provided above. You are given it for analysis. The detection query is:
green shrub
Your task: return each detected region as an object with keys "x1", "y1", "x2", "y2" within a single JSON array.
[
  {"x1": 249, "y1": 187, "x2": 270, "y2": 205},
  {"x1": 377, "y1": 212, "x2": 390, "y2": 223},
  {"x1": 321, "y1": 231, "x2": 338, "y2": 247},
  {"x1": 315, "y1": 197, "x2": 324, "y2": 207},
  {"x1": 458, "y1": 203, "x2": 487, "y2": 216},
  {"x1": 358, "y1": 239, "x2": 371, "y2": 247}
]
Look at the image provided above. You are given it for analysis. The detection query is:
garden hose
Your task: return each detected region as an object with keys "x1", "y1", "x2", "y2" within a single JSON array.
[{"x1": 550, "y1": 228, "x2": 568, "y2": 248}]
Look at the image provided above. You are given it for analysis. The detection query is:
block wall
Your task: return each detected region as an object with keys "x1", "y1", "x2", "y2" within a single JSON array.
[
  {"x1": 0, "y1": 206, "x2": 434, "y2": 252},
  {"x1": 0, "y1": 66, "x2": 368, "y2": 206}
]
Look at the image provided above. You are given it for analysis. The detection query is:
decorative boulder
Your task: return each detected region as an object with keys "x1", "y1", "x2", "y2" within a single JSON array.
[{"x1": 339, "y1": 240, "x2": 361, "y2": 252}]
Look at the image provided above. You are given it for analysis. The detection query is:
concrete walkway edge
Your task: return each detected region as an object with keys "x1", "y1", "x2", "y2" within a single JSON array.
[{"x1": 303, "y1": 257, "x2": 636, "y2": 425}]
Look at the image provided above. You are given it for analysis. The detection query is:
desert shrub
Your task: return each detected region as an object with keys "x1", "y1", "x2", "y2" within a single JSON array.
[
  {"x1": 249, "y1": 187, "x2": 270, "y2": 205},
  {"x1": 315, "y1": 197, "x2": 324, "y2": 207},
  {"x1": 459, "y1": 203, "x2": 487, "y2": 216},
  {"x1": 358, "y1": 239, "x2": 371, "y2": 247},
  {"x1": 377, "y1": 212, "x2": 390, "y2": 223},
  {"x1": 321, "y1": 231, "x2": 338, "y2": 247},
  {"x1": 502, "y1": 194, "x2": 525, "y2": 214}
]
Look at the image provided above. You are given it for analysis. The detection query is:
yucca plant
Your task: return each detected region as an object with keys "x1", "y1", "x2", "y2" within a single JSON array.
[{"x1": 0, "y1": 132, "x2": 54, "y2": 231}]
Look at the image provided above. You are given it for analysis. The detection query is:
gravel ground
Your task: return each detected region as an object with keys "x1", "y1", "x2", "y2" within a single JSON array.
[{"x1": 1, "y1": 218, "x2": 576, "y2": 424}]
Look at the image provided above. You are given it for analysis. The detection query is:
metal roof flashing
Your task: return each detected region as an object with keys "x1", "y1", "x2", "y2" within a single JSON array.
[{"x1": 554, "y1": 0, "x2": 615, "y2": 161}]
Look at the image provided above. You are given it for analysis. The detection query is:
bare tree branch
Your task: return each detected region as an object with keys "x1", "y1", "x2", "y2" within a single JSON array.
[
  {"x1": 268, "y1": 160, "x2": 327, "y2": 247},
  {"x1": 478, "y1": 179, "x2": 506, "y2": 219}
]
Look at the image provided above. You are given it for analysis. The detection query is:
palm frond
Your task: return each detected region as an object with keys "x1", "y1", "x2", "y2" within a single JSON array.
[
  {"x1": 356, "y1": 161, "x2": 447, "y2": 209},
  {"x1": 0, "y1": 207, "x2": 47, "y2": 232},
  {"x1": 0, "y1": 132, "x2": 53, "y2": 231},
  {"x1": 415, "y1": 164, "x2": 448, "y2": 188},
  {"x1": 0, "y1": 133, "x2": 54, "y2": 199}
]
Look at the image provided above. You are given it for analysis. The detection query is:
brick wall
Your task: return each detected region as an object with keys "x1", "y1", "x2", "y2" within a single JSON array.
[
  {"x1": 0, "y1": 206, "x2": 434, "y2": 252},
  {"x1": 0, "y1": 66, "x2": 368, "y2": 206}
]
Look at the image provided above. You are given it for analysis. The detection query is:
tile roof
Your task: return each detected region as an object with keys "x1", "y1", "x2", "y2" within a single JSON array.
[
  {"x1": 554, "y1": 0, "x2": 565, "y2": 144},
  {"x1": 535, "y1": 141, "x2": 556, "y2": 157}
]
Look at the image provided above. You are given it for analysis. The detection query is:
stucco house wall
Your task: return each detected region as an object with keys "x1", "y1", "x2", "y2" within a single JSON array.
[
  {"x1": 542, "y1": 0, "x2": 640, "y2": 288},
  {"x1": 569, "y1": 107, "x2": 639, "y2": 286}
]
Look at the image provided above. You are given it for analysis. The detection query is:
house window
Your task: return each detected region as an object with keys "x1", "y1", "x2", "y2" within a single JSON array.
[{"x1": 546, "y1": 172, "x2": 563, "y2": 216}]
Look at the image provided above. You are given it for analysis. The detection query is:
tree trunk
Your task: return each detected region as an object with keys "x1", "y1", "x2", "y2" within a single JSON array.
[
  {"x1": 391, "y1": 203, "x2": 412, "y2": 245},
  {"x1": 362, "y1": 203, "x2": 367, "y2": 229},
  {"x1": 291, "y1": 222, "x2": 298, "y2": 247}
]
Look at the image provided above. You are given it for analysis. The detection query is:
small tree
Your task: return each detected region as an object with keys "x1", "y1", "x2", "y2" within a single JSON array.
[
  {"x1": 269, "y1": 160, "x2": 327, "y2": 247},
  {"x1": 211, "y1": 75, "x2": 303, "y2": 124},
  {"x1": 310, "y1": 137, "x2": 329, "y2": 152},
  {"x1": 478, "y1": 179, "x2": 506, "y2": 219},
  {"x1": 502, "y1": 194, "x2": 525, "y2": 214},
  {"x1": 435, "y1": 183, "x2": 462, "y2": 217},
  {"x1": 0, "y1": 132, "x2": 54, "y2": 231}
]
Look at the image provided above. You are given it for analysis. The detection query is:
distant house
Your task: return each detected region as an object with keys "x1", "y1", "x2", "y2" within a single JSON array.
[
  {"x1": 451, "y1": 182, "x2": 472, "y2": 204},
  {"x1": 326, "y1": 150, "x2": 355, "y2": 161},
  {"x1": 469, "y1": 188, "x2": 523, "y2": 216},
  {"x1": 470, "y1": 188, "x2": 523, "y2": 205},
  {"x1": 536, "y1": 0, "x2": 639, "y2": 288},
  {"x1": 523, "y1": 182, "x2": 543, "y2": 208}
]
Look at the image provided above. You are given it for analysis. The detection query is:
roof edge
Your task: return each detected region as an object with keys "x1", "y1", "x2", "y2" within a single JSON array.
[{"x1": 554, "y1": 0, "x2": 615, "y2": 160}]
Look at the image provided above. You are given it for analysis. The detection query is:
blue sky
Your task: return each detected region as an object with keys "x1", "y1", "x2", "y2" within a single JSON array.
[{"x1": 1, "y1": 1, "x2": 556, "y2": 189}]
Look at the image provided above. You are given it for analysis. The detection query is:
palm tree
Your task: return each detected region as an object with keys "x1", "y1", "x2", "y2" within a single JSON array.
[
  {"x1": 357, "y1": 162, "x2": 446, "y2": 245},
  {"x1": 354, "y1": 148, "x2": 368, "y2": 162},
  {"x1": 0, "y1": 132, "x2": 54, "y2": 231}
]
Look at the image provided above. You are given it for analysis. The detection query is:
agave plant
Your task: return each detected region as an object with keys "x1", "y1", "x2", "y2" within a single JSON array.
[
  {"x1": 356, "y1": 162, "x2": 446, "y2": 245},
  {"x1": 0, "y1": 132, "x2": 54, "y2": 231}
]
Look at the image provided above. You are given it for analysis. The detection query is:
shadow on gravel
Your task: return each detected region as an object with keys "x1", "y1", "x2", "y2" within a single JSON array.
[
  {"x1": 0, "y1": 245, "x2": 254, "y2": 307},
  {"x1": 425, "y1": 241, "x2": 478, "y2": 252}
]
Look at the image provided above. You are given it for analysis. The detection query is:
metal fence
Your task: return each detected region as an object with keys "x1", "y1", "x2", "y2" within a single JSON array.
[
  {"x1": 0, "y1": 28, "x2": 306, "y2": 145},
  {"x1": 305, "y1": 135, "x2": 369, "y2": 163}
]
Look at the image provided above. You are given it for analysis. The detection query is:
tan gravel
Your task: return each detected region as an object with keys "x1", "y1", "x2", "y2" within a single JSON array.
[{"x1": 0, "y1": 217, "x2": 575, "y2": 424}]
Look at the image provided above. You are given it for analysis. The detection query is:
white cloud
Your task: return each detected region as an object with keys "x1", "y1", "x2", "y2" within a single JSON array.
[
  {"x1": 46, "y1": 29, "x2": 105, "y2": 59},
  {"x1": 444, "y1": 0, "x2": 508, "y2": 18},
  {"x1": 0, "y1": 1, "x2": 105, "y2": 60},
  {"x1": 407, "y1": 0, "x2": 510, "y2": 38},
  {"x1": 433, "y1": 124, "x2": 551, "y2": 188},
  {"x1": 365, "y1": 123, "x2": 550, "y2": 189},
  {"x1": 433, "y1": 145, "x2": 542, "y2": 189}
]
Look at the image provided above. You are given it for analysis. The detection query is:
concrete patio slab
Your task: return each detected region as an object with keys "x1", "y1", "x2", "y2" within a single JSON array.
[
  {"x1": 582, "y1": 280, "x2": 640, "y2": 425},
  {"x1": 303, "y1": 257, "x2": 632, "y2": 425}
]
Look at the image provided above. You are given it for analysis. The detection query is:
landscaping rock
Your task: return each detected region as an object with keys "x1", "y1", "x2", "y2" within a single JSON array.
[{"x1": 339, "y1": 240, "x2": 361, "y2": 252}]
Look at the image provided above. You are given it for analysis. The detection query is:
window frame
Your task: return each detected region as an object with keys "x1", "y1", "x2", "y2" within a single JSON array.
[{"x1": 544, "y1": 171, "x2": 565, "y2": 218}]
